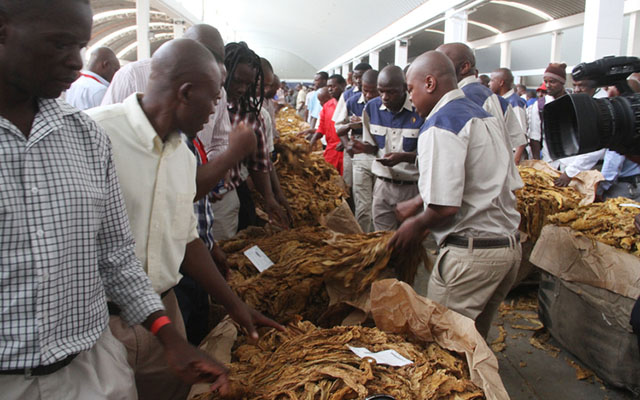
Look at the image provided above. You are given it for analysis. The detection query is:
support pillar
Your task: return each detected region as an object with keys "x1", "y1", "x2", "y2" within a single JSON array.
[
  {"x1": 369, "y1": 51, "x2": 380, "y2": 70},
  {"x1": 173, "y1": 19, "x2": 185, "y2": 38},
  {"x1": 550, "y1": 31, "x2": 563, "y2": 62},
  {"x1": 136, "y1": 0, "x2": 151, "y2": 60},
  {"x1": 500, "y1": 41, "x2": 511, "y2": 69},
  {"x1": 342, "y1": 64, "x2": 349, "y2": 77},
  {"x1": 581, "y1": 0, "x2": 624, "y2": 62},
  {"x1": 627, "y1": 12, "x2": 640, "y2": 56},
  {"x1": 444, "y1": 9, "x2": 468, "y2": 44},
  {"x1": 394, "y1": 39, "x2": 408, "y2": 69}
]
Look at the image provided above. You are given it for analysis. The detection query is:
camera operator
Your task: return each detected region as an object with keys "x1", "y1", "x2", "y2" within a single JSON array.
[
  {"x1": 596, "y1": 85, "x2": 640, "y2": 201},
  {"x1": 553, "y1": 78, "x2": 605, "y2": 187}
]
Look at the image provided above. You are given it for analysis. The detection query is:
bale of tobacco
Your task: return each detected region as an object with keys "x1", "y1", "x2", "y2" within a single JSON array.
[{"x1": 194, "y1": 319, "x2": 484, "y2": 400}]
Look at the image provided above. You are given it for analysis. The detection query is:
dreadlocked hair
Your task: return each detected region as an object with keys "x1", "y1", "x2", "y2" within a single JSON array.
[{"x1": 224, "y1": 41, "x2": 264, "y2": 117}]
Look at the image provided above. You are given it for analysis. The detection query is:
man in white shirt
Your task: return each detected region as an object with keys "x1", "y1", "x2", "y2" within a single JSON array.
[
  {"x1": 87, "y1": 39, "x2": 282, "y2": 400},
  {"x1": 65, "y1": 47, "x2": 119, "y2": 109},
  {"x1": 391, "y1": 51, "x2": 522, "y2": 339}
]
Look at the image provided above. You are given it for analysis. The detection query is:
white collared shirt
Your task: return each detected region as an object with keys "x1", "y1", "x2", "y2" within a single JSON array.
[
  {"x1": 64, "y1": 70, "x2": 110, "y2": 110},
  {"x1": 417, "y1": 89, "x2": 522, "y2": 245},
  {"x1": 87, "y1": 94, "x2": 199, "y2": 294}
]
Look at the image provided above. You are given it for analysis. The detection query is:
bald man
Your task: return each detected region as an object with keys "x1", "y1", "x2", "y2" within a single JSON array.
[
  {"x1": 65, "y1": 46, "x2": 120, "y2": 109},
  {"x1": 353, "y1": 65, "x2": 424, "y2": 231},
  {"x1": 437, "y1": 43, "x2": 527, "y2": 165},
  {"x1": 490, "y1": 67, "x2": 528, "y2": 133},
  {"x1": 391, "y1": 51, "x2": 522, "y2": 339},
  {"x1": 87, "y1": 39, "x2": 282, "y2": 400}
]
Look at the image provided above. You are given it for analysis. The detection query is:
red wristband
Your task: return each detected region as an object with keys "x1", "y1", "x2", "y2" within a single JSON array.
[{"x1": 150, "y1": 316, "x2": 171, "y2": 336}]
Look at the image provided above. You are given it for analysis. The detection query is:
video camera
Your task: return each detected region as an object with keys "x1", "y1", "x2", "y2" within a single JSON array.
[{"x1": 543, "y1": 55, "x2": 640, "y2": 159}]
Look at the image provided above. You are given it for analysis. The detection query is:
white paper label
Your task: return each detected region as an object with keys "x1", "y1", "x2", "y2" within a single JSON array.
[
  {"x1": 347, "y1": 345, "x2": 413, "y2": 367},
  {"x1": 620, "y1": 203, "x2": 640, "y2": 209},
  {"x1": 243, "y1": 245, "x2": 274, "y2": 272}
]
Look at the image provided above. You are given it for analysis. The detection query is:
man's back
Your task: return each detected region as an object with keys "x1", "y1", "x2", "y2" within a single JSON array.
[{"x1": 100, "y1": 58, "x2": 153, "y2": 105}]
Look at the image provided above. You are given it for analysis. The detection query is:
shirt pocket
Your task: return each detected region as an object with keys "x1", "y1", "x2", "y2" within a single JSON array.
[
  {"x1": 371, "y1": 129, "x2": 387, "y2": 150},
  {"x1": 171, "y1": 193, "x2": 195, "y2": 240},
  {"x1": 401, "y1": 130, "x2": 419, "y2": 152}
]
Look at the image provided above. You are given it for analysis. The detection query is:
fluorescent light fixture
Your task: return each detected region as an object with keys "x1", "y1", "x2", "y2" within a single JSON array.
[
  {"x1": 468, "y1": 20, "x2": 502, "y2": 34},
  {"x1": 424, "y1": 28, "x2": 445, "y2": 34},
  {"x1": 87, "y1": 22, "x2": 173, "y2": 58},
  {"x1": 491, "y1": 0, "x2": 553, "y2": 21},
  {"x1": 116, "y1": 33, "x2": 174, "y2": 59},
  {"x1": 93, "y1": 9, "x2": 167, "y2": 23}
]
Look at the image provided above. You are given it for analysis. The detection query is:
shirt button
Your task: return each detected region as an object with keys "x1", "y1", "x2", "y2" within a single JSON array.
[
  {"x1": 31, "y1": 187, "x2": 39, "y2": 194},
  {"x1": 37, "y1": 230, "x2": 44, "y2": 237}
]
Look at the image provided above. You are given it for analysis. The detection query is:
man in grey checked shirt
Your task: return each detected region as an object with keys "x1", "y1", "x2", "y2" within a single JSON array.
[{"x1": 0, "y1": 0, "x2": 231, "y2": 398}]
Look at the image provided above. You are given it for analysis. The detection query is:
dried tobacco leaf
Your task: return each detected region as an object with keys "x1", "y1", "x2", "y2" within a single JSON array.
[
  {"x1": 547, "y1": 197, "x2": 640, "y2": 256},
  {"x1": 516, "y1": 167, "x2": 584, "y2": 241},
  {"x1": 195, "y1": 320, "x2": 484, "y2": 400}
]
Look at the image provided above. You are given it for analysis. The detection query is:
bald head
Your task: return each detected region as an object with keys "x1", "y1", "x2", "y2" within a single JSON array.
[
  {"x1": 489, "y1": 67, "x2": 514, "y2": 96},
  {"x1": 436, "y1": 42, "x2": 476, "y2": 81},
  {"x1": 362, "y1": 69, "x2": 379, "y2": 85},
  {"x1": 87, "y1": 47, "x2": 120, "y2": 82},
  {"x1": 406, "y1": 50, "x2": 458, "y2": 117},
  {"x1": 145, "y1": 38, "x2": 221, "y2": 136},
  {"x1": 184, "y1": 24, "x2": 225, "y2": 62},
  {"x1": 317, "y1": 87, "x2": 331, "y2": 105},
  {"x1": 378, "y1": 65, "x2": 405, "y2": 88}
]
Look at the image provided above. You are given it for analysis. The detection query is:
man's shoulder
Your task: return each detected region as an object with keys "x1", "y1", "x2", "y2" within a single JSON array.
[
  {"x1": 48, "y1": 98, "x2": 112, "y2": 151},
  {"x1": 364, "y1": 97, "x2": 382, "y2": 112},
  {"x1": 422, "y1": 97, "x2": 491, "y2": 135},
  {"x1": 85, "y1": 102, "x2": 127, "y2": 124},
  {"x1": 461, "y1": 82, "x2": 493, "y2": 106}
]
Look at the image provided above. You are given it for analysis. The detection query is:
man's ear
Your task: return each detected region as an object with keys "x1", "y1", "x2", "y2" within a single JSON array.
[
  {"x1": 177, "y1": 82, "x2": 193, "y2": 104},
  {"x1": 425, "y1": 75, "x2": 437, "y2": 93}
]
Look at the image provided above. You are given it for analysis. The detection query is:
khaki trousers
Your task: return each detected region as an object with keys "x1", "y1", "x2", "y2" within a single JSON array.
[
  {"x1": 427, "y1": 239, "x2": 522, "y2": 338},
  {"x1": 343, "y1": 151, "x2": 353, "y2": 188},
  {"x1": 352, "y1": 157, "x2": 376, "y2": 233},
  {"x1": 211, "y1": 189, "x2": 240, "y2": 241},
  {"x1": 0, "y1": 326, "x2": 137, "y2": 400},
  {"x1": 371, "y1": 179, "x2": 419, "y2": 231},
  {"x1": 109, "y1": 290, "x2": 190, "y2": 400}
]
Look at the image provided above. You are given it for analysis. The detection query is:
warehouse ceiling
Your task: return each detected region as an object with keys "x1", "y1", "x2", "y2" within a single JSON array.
[{"x1": 88, "y1": 0, "x2": 586, "y2": 77}]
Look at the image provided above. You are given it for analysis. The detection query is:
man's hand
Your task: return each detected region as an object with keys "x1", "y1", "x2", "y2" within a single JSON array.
[
  {"x1": 387, "y1": 216, "x2": 429, "y2": 254},
  {"x1": 336, "y1": 142, "x2": 345, "y2": 152},
  {"x1": 635, "y1": 214, "x2": 640, "y2": 233},
  {"x1": 228, "y1": 122, "x2": 257, "y2": 160},
  {"x1": 378, "y1": 152, "x2": 410, "y2": 167},
  {"x1": 296, "y1": 128, "x2": 315, "y2": 138},
  {"x1": 351, "y1": 139, "x2": 377, "y2": 155},
  {"x1": 228, "y1": 303, "x2": 285, "y2": 341},
  {"x1": 265, "y1": 197, "x2": 289, "y2": 229},
  {"x1": 348, "y1": 115, "x2": 362, "y2": 130},
  {"x1": 395, "y1": 195, "x2": 424, "y2": 222},
  {"x1": 554, "y1": 172, "x2": 571, "y2": 187}
]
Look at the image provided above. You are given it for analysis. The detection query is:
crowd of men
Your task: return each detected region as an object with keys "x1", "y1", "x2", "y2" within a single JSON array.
[{"x1": 2, "y1": 0, "x2": 640, "y2": 399}]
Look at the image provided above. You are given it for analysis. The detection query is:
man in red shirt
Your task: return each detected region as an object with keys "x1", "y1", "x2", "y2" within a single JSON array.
[{"x1": 310, "y1": 75, "x2": 346, "y2": 174}]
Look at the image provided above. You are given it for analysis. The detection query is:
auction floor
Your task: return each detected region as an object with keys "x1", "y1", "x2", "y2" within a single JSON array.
[{"x1": 487, "y1": 287, "x2": 636, "y2": 400}]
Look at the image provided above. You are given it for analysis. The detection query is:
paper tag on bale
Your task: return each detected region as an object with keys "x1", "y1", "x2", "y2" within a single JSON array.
[
  {"x1": 244, "y1": 245, "x2": 274, "y2": 272},
  {"x1": 347, "y1": 345, "x2": 413, "y2": 367}
]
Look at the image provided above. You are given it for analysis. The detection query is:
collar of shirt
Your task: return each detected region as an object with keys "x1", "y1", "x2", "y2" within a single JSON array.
[
  {"x1": 503, "y1": 88, "x2": 515, "y2": 99},
  {"x1": 379, "y1": 92, "x2": 413, "y2": 113},
  {"x1": 425, "y1": 89, "x2": 466, "y2": 121},
  {"x1": 357, "y1": 93, "x2": 365, "y2": 104},
  {"x1": 79, "y1": 70, "x2": 109, "y2": 87},
  {"x1": 123, "y1": 93, "x2": 182, "y2": 153},
  {"x1": 458, "y1": 75, "x2": 479, "y2": 89},
  {"x1": 0, "y1": 98, "x2": 77, "y2": 143}
]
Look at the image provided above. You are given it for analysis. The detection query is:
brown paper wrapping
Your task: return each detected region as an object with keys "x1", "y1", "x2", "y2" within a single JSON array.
[
  {"x1": 370, "y1": 279, "x2": 509, "y2": 400},
  {"x1": 319, "y1": 199, "x2": 363, "y2": 234},
  {"x1": 530, "y1": 225, "x2": 640, "y2": 299},
  {"x1": 518, "y1": 160, "x2": 603, "y2": 206}
]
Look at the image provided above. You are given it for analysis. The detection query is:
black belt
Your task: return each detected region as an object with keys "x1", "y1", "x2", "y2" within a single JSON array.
[
  {"x1": 445, "y1": 233, "x2": 520, "y2": 249},
  {"x1": 618, "y1": 174, "x2": 640, "y2": 185},
  {"x1": 0, "y1": 353, "x2": 78, "y2": 376},
  {"x1": 108, "y1": 289, "x2": 171, "y2": 316},
  {"x1": 377, "y1": 176, "x2": 417, "y2": 186}
]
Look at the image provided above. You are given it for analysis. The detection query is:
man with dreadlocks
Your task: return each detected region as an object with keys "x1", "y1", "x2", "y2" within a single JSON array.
[{"x1": 224, "y1": 42, "x2": 291, "y2": 229}]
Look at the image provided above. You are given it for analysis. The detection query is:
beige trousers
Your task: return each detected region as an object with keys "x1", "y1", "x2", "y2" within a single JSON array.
[
  {"x1": 342, "y1": 151, "x2": 353, "y2": 188},
  {"x1": 109, "y1": 290, "x2": 190, "y2": 400},
  {"x1": 427, "y1": 239, "x2": 522, "y2": 338},
  {"x1": 371, "y1": 179, "x2": 419, "y2": 231},
  {"x1": 352, "y1": 158, "x2": 376, "y2": 233},
  {"x1": 0, "y1": 326, "x2": 137, "y2": 400},
  {"x1": 211, "y1": 189, "x2": 240, "y2": 241}
]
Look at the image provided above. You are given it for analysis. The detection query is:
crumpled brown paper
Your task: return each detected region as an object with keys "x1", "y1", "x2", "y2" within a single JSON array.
[
  {"x1": 530, "y1": 225, "x2": 640, "y2": 299},
  {"x1": 320, "y1": 199, "x2": 363, "y2": 234},
  {"x1": 370, "y1": 279, "x2": 510, "y2": 400}
]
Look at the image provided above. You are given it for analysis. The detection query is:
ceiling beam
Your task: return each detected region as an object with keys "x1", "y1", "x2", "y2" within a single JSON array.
[{"x1": 150, "y1": 0, "x2": 201, "y2": 25}]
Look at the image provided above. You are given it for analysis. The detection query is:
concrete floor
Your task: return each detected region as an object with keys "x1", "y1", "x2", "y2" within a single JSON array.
[{"x1": 487, "y1": 287, "x2": 636, "y2": 400}]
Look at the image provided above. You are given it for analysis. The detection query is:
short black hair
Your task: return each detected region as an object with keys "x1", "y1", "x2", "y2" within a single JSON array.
[
  {"x1": 328, "y1": 74, "x2": 346, "y2": 86},
  {"x1": 316, "y1": 71, "x2": 329, "y2": 80},
  {"x1": 354, "y1": 63, "x2": 372, "y2": 71}
]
